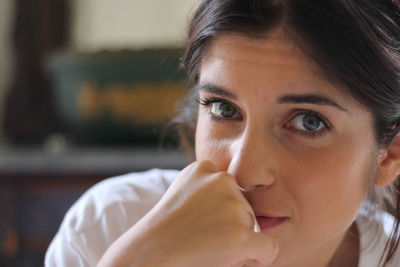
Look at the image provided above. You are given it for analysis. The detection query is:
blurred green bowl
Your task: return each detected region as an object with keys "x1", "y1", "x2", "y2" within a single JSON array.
[{"x1": 46, "y1": 49, "x2": 188, "y2": 145}]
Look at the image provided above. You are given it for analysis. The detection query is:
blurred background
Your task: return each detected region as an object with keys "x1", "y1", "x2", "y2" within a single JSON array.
[{"x1": 0, "y1": 0, "x2": 198, "y2": 266}]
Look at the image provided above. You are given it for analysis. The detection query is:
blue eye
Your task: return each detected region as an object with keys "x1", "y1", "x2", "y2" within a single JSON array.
[
  {"x1": 293, "y1": 113, "x2": 325, "y2": 131},
  {"x1": 285, "y1": 111, "x2": 331, "y2": 138},
  {"x1": 210, "y1": 102, "x2": 237, "y2": 118},
  {"x1": 197, "y1": 97, "x2": 240, "y2": 119}
]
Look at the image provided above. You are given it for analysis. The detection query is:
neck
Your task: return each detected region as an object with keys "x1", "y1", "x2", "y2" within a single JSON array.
[{"x1": 328, "y1": 222, "x2": 360, "y2": 267}]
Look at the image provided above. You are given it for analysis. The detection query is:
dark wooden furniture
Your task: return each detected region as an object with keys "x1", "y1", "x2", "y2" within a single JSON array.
[{"x1": 0, "y1": 147, "x2": 188, "y2": 267}]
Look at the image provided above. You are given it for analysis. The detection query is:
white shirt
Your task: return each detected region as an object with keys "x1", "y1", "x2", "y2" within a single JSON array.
[{"x1": 45, "y1": 169, "x2": 400, "y2": 267}]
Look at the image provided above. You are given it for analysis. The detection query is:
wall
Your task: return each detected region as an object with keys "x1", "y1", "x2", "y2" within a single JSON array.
[{"x1": 71, "y1": 0, "x2": 200, "y2": 51}]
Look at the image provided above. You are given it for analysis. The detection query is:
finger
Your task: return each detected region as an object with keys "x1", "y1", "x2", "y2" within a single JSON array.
[
  {"x1": 236, "y1": 186, "x2": 258, "y2": 229},
  {"x1": 240, "y1": 210, "x2": 260, "y2": 234},
  {"x1": 167, "y1": 160, "x2": 217, "y2": 193},
  {"x1": 242, "y1": 234, "x2": 279, "y2": 266},
  {"x1": 179, "y1": 160, "x2": 217, "y2": 181},
  {"x1": 195, "y1": 160, "x2": 218, "y2": 173},
  {"x1": 212, "y1": 174, "x2": 259, "y2": 234}
]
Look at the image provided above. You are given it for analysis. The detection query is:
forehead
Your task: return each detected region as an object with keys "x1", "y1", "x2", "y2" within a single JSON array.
[
  {"x1": 199, "y1": 31, "x2": 341, "y2": 97},
  {"x1": 202, "y1": 30, "x2": 323, "y2": 77}
]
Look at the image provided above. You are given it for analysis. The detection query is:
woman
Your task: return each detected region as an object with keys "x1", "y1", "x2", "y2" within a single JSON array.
[{"x1": 46, "y1": 0, "x2": 400, "y2": 266}]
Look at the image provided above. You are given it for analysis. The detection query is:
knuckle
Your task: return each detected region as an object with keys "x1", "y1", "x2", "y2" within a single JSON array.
[
  {"x1": 223, "y1": 195, "x2": 243, "y2": 209},
  {"x1": 180, "y1": 160, "x2": 216, "y2": 183},
  {"x1": 196, "y1": 160, "x2": 216, "y2": 172},
  {"x1": 211, "y1": 172, "x2": 236, "y2": 189},
  {"x1": 223, "y1": 222, "x2": 249, "y2": 241},
  {"x1": 220, "y1": 197, "x2": 250, "y2": 226}
]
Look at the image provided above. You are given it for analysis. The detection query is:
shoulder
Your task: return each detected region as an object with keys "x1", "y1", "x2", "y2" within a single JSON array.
[
  {"x1": 357, "y1": 208, "x2": 400, "y2": 267},
  {"x1": 45, "y1": 168, "x2": 179, "y2": 266},
  {"x1": 63, "y1": 168, "x2": 179, "y2": 231}
]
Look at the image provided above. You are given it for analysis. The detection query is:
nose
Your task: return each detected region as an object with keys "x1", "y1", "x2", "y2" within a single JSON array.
[{"x1": 227, "y1": 127, "x2": 277, "y2": 191}]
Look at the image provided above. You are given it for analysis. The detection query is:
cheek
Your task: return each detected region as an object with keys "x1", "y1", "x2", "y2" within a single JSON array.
[
  {"x1": 283, "y1": 136, "x2": 373, "y2": 232},
  {"x1": 195, "y1": 116, "x2": 232, "y2": 171},
  {"x1": 195, "y1": 113, "x2": 209, "y2": 160}
]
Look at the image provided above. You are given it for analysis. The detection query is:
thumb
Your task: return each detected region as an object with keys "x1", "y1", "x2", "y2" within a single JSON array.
[{"x1": 242, "y1": 234, "x2": 279, "y2": 266}]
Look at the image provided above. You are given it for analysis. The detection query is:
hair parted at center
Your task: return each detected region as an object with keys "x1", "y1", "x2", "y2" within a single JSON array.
[{"x1": 172, "y1": 1, "x2": 400, "y2": 265}]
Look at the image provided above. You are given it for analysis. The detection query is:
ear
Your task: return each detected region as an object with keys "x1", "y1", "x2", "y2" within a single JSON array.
[{"x1": 375, "y1": 134, "x2": 400, "y2": 186}]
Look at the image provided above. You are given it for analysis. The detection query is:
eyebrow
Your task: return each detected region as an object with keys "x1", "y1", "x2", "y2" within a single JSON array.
[
  {"x1": 278, "y1": 94, "x2": 348, "y2": 112},
  {"x1": 198, "y1": 84, "x2": 348, "y2": 112},
  {"x1": 197, "y1": 84, "x2": 238, "y2": 100}
]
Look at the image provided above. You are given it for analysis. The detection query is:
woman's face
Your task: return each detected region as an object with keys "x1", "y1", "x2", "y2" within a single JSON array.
[{"x1": 195, "y1": 31, "x2": 377, "y2": 266}]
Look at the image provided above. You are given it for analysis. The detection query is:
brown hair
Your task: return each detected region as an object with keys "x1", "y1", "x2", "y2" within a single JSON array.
[{"x1": 173, "y1": 0, "x2": 400, "y2": 265}]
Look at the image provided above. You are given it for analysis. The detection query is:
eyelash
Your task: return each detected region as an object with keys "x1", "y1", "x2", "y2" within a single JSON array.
[
  {"x1": 196, "y1": 97, "x2": 228, "y2": 106},
  {"x1": 196, "y1": 96, "x2": 332, "y2": 139},
  {"x1": 196, "y1": 97, "x2": 241, "y2": 120}
]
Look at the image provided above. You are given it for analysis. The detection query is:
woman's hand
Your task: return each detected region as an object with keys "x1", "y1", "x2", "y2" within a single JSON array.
[{"x1": 97, "y1": 161, "x2": 279, "y2": 267}]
